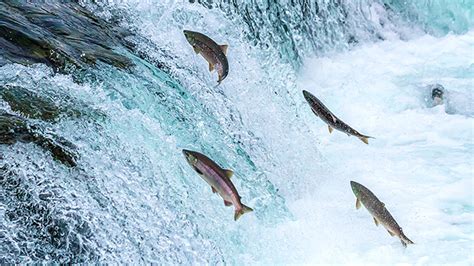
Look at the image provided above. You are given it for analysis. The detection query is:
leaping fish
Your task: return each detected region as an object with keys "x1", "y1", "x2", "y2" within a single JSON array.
[
  {"x1": 183, "y1": 149, "x2": 253, "y2": 221},
  {"x1": 351, "y1": 181, "x2": 414, "y2": 247},
  {"x1": 184, "y1": 30, "x2": 229, "y2": 84},
  {"x1": 302, "y1": 90, "x2": 373, "y2": 144}
]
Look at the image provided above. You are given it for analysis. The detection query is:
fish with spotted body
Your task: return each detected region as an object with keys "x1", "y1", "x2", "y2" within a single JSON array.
[{"x1": 351, "y1": 181, "x2": 414, "y2": 247}]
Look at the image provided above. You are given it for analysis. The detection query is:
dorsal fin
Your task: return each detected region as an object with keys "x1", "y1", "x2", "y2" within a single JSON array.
[
  {"x1": 220, "y1": 44, "x2": 228, "y2": 55},
  {"x1": 224, "y1": 169, "x2": 233, "y2": 179}
]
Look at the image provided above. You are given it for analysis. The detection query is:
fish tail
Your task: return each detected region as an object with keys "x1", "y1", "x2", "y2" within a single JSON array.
[
  {"x1": 359, "y1": 135, "x2": 374, "y2": 145},
  {"x1": 400, "y1": 233, "x2": 414, "y2": 247},
  {"x1": 234, "y1": 204, "x2": 253, "y2": 221},
  {"x1": 214, "y1": 79, "x2": 222, "y2": 87}
]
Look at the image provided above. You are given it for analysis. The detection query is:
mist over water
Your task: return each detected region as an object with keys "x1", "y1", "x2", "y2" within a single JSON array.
[{"x1": 0, "y1": 0, "x2": 472, "y2": 264}]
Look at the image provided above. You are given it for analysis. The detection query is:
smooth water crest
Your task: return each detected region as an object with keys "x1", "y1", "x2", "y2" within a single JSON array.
[{"x1": 0, "y1": 0, "x2": 472, "y2": 264}]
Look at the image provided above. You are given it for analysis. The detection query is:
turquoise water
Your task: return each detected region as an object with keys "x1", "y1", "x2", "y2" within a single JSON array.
[
  {"x1": 0, "y1": 0, "x2": 472, "y2": 264},
  {"x1": 383, "y1": 0, "x2": 474, "y2": 35}
]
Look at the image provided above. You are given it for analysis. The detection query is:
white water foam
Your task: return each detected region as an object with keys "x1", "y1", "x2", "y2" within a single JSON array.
[
  {"x1": 2, "y1": 2, "x2": 471, "y2": 264},
  {"x1": 99, "y1": 3, "x2": 473, "y2": 263},
  {"x1": 251, "y1": 31, "x2": 474, "y2": 264}
]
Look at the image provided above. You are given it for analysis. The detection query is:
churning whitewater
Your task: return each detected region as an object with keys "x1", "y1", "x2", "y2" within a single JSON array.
[{"x1": 0, "y1": 0, "x2": 472, "y2": 264}]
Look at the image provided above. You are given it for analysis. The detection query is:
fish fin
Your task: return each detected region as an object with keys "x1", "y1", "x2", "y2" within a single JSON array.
[
  {"x1": 234, "y1": 204, "x2": 253, "y2": 221},
  {"x1": 193, "y1": 46, "x2": 201, "y2": 54},
  {"x1": 400, "y1": 233, "x2": 414, "y2": 247},
  {"x1": 212, "y1": 187, "x2": 217, "y2": 193},
  {"x1": 387, "y1": 229, "x2": 395, "y2": 237},
  {"x1": 209, "y1": 63, "x2": 215, "y2": 72},
  {"x1": 224, "y1": 200, "x2": 232, "y2": 206},
  {"x1": 328, "y1": 126, "x2": 333, "y2": 134},
  {"x1": 311, "y1": 109, "x2": 319, "y2": 117},
  {"x1": 359, "y1": 135, "x2": 374, "y2": 145},
  {"x1": 356, "y1": 198, "x2": 361, "y2": 209},
  {"x1": 224, "y1": 169, "x2": 233, "y2": 179},
  {"x1": 330, "y1": 114, "x2": 337, "y2": 123},
  {"x1": 373, "y1": 217, "x2": 379, "y2": 226},
  {"x1": 401, "y1": 240, "x2": 407, "y2": 248},
  {"x1": 220, "y1": 44, "x2": 228, "y2": 55},
  {"x1": 359, "y1": 136, "x2": 369, "y2": 145}
]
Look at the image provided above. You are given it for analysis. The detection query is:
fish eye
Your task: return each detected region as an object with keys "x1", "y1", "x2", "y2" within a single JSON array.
[{"x1": 188, "y1": 155, "x2": 198, "y2": 164}]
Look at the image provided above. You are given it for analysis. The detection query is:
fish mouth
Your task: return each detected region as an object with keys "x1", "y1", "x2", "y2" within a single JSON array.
[
  {"x1": 182, "y1": 149, "x2": 193, "y2": 160},
  {"x1": 350, "y1": 181, "x2": 361, "y2": 195},
  {"x1": 182, "y1": 149, "x2": 192, "y2": 157},
  {"x1": 302, "y1": 90, "x2": 312, "y2": 102},
  {"x1": 182, "y1": 149, "x2": 197, "y2": 167},
  {"x1": 183, "y1": 30, "x2": 193, "y2": 42}
]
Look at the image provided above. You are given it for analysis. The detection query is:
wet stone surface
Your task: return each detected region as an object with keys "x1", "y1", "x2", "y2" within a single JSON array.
[
  {"x1": 0, "y1": 111, "x2": 77, "y2": 167},
  {"x1": 0, "y1": 1, "x2": 133, "y2": 71}
]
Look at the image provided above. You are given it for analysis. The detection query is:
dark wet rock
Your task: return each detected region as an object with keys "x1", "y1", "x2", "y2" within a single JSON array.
[
  {"x1": 0, "y1": 85, "x2": 67, "y2": 121},
  {"x1": 0, "y1": 112, "x2": 35, "y2": 144},
  {"x1": 0, "y1": 112, "x2": 77, "y2": 167},
  {"x1": 37, "y1": 137, "x2": 78, "y2": 168},
  {"x1": 0, "y1": 84, "x2": 105, "y2": 122},
  {"x1": 0, "y1": 1, "x2": 133, "y2": 71},
  {"x1": 0, "y1": 1, "x2": 175, "y2": 88}
]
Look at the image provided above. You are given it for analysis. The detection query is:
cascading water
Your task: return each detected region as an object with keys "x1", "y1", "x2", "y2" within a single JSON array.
[{"x1": 0, "y1": 0, "x2": 472, "y2": 264}]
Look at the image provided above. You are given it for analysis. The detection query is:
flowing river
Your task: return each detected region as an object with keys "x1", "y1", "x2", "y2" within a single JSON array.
[{"x1": 0, "y1": 0, "x2": 472, "y2": 264}]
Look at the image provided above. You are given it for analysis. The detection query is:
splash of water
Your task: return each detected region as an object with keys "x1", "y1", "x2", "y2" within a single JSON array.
[{"x1": 0, "y1": 0, "x2": 472, "y2": 264}]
